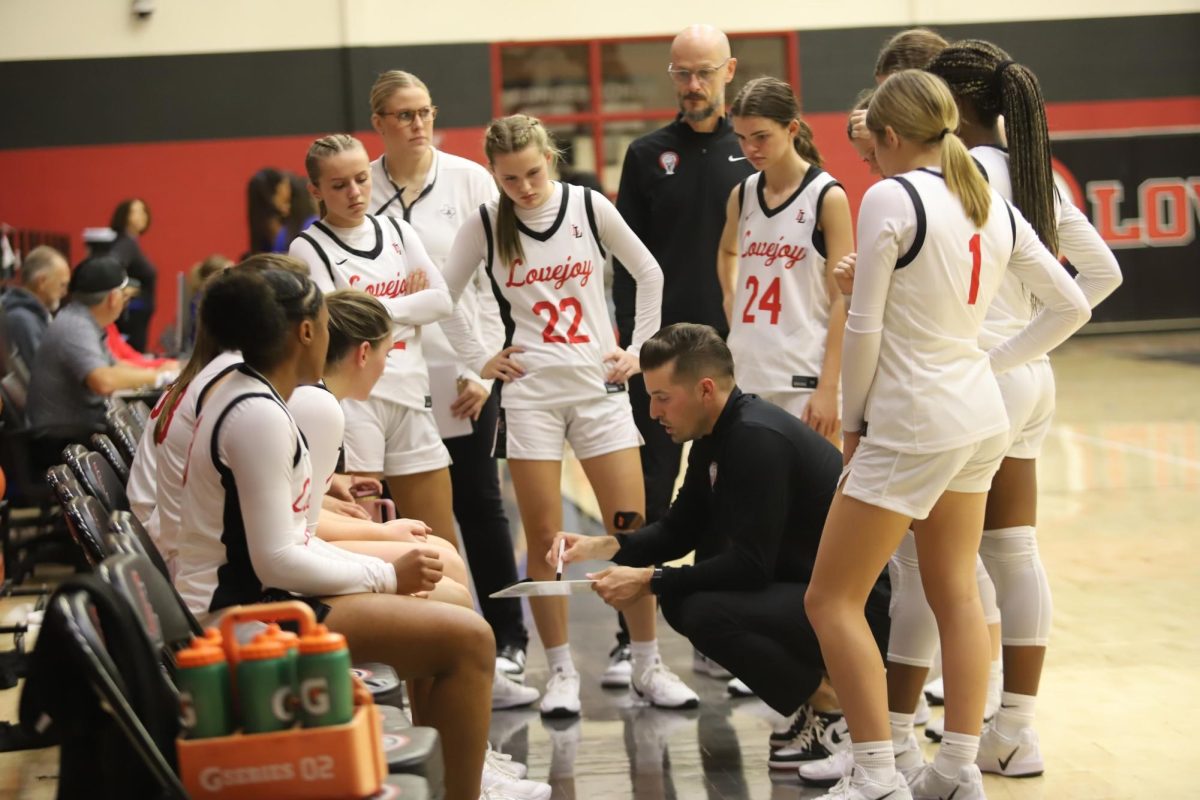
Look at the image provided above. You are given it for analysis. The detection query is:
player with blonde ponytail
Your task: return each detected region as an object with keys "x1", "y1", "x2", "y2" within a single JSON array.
[{"x1": 803, "y1": 70, "x2": 1091, "y2": 800}]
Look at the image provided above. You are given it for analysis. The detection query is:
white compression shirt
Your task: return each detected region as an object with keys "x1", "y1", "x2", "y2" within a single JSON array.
[
  {"x1": 440, "y1": 182, "x2": 663, "y2": 408},
  {"x1": 971, "y1": 145, "x2": 1122, "y2": 351},
  {"x1": 147, "y1": 350, "x2": 244, "y2": 569},
  {"x1": 369, "y1": 150, "x2": 505, "y2": 393},
  {"x1": 289, "y1": 215, "x2": 453, "y2": 410},
  {"x1": 843, "y1": 169, "x2": 1090, "y2": 452},
  {"x1": 287, "y1": 383, "x2": 344, "y2": 537},
  {"x1": 176, "y1": 366, "x2": 396, "y2": 621},
  {"x1": 127, "y1": 420, "x2": 158, "y2": 536}
]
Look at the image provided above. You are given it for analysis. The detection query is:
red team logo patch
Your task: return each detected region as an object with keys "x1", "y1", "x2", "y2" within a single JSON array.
[
  {"x1": 795, "y1": 208, "x2": 806, "y2": 223},
  {"x1": 659, "y1": 151, "x2": 679, "y2": 175}
]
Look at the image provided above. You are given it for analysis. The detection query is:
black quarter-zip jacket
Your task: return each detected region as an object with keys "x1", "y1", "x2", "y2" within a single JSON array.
[
  {"x1": 612, "y1": 389, "x2": 846, "y2": 597},
  {"x1": 613, "y1": 115, "x2": 754, "y2": 345}
]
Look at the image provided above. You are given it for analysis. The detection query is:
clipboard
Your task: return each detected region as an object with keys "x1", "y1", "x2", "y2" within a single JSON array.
[
  {"x1": 488, "y1": 579, "x2": 596, "y2": 598},
  {"x1": 429, "y1": 364, "x2": 473, "y2": 439}
]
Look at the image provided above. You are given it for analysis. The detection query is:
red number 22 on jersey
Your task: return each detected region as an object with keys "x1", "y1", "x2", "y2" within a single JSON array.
[{"x1": 533, "y1": 297, "x2": 590, "y2": 344}]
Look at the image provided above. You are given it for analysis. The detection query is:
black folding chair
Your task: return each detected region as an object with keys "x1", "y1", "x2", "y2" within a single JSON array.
[
  {"x1": 111, "y1": 511, "x2": 175, "y2": 590},
  {"x1": 60, "y1": 495, "x2": 115, "y2": 567},
  {"x1": 64, "y1": 448, "x2": 129, "y2": 513},
  {"x1": 46, "y1": 464, "x2": 87, "y2": 508},
  {"x1": 24, "y1": 580, "x2": 187, "y2": 799},
  {"x1": 108, "y1": 414, "x2": 142, "y2": 466},
  {"x1": 90, "y1": 433, "x2": 130, "y2": 483},
  {"x1": 97, "y1": 552, "x2": 200, "y2": 661}
]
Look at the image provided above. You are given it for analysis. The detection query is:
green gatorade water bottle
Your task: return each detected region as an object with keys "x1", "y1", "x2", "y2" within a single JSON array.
[
  {"x1": 297, "y1": 624, "x2": 354, "y2": 728},
  {"x1": 266, "y1": 623, "x2": 300, "y2": 705},
  {"x1": 237, "y1": 633, "x2": 295, "y2": 733},
  {"x1": 176, "y1": 641, "x2": 233, "y2": 738}
]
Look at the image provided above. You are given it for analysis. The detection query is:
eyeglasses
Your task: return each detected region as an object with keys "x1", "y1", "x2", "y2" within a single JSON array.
[
  {"x1": 667, "y1": 58, "x2": 731, "y2": 84},
  {"x1": 378, "y1": 106, "x2": 438, "y2": 124}
]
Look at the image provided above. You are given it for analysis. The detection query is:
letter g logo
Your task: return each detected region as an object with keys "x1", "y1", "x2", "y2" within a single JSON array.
[{"x1": 301, "y1": 678, "x2": 331, "y2": 716}]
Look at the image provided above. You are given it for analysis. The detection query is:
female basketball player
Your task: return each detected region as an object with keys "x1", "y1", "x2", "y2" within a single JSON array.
[
  {"x1": 366, "y1": 70, "x2": 531, "y2": 681},
  {"x1": 439, "y1": 114, "x2": 698, "y2": 717},
  {"x1": 175, "y1": 267, "x2": 522, "y2": 800},
  {"x1": 719, "y1": 76, "x2": 853, "y2": 442},
  {"x1": 803, "y1": 71, "x2": 1090, "y2": 800},
  {"x1": 926, "y1": 40, "x2": 1122, "y2": 777},
  {"x1": 287, "y1": 286, "x2": 543, "y2": 714},
  {"x1": 289, "y1": 134, "x2": 460, "y2": 551}
]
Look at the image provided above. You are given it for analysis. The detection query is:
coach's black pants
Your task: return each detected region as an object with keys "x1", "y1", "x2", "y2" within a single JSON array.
[
  {"x1": 659, "y1": 583, "x2": 891, "y2": 716},
  {"x1": 445, "y1": 390, "x2": 528, "y2": 651}
]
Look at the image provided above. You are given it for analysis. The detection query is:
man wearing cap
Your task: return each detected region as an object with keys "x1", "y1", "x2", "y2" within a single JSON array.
[{"x1": 27, "y1": 257, "x2": 170, "y2": 453}]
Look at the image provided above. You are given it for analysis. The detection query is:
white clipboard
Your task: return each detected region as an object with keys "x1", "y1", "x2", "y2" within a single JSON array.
[
  {"x1": 489, "y1": 580, "x2": 596, "y2": 598},
  {"x1": 429, "y1": 364, "x2": 473, "y2": 439}
]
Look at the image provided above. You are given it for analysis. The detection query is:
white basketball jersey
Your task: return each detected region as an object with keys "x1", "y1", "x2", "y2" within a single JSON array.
[
  {"x1": 479, "y1": 183, "x2": 620, "y2": 409},
  {"x1": 861, "y1": 169, "x2": 1015, "y2": 453},
  {"x1": 296, "y1": 216, "x2": 432, "y2": 411},
  {"x1": 728, "y1": 168, "x2": 841, "y2": 394},
  {"x1": 176, "y1": 366, "x2": 312, "y2": 615}
]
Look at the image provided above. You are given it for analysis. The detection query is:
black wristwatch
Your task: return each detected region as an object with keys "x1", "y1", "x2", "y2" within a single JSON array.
[{"x1": 649, "y1": 568, "x2": 664, "y2": 596}]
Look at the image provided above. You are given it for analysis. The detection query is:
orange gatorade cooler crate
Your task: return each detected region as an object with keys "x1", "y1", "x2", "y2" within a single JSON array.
[{"x1": 177, "y1": 601, "x2": 387, "y2": 800}]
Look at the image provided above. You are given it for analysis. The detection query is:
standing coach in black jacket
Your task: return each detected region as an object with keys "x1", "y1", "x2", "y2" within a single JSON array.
[
  {"x1": 613, "y1": 24, "x2": 755, "y2": 527},
  {"x1": 549, "y1": 324, "x2": 891, "y2": 728}
]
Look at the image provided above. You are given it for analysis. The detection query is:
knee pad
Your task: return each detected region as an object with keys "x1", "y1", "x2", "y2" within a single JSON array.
[
  {"x1": 976, "y1": 555, "x2": 1001, "y2": 626},
  {"x1": 979, "y1": 526, "x2": 1052, "y2": 646},
  {"x1": 887, "y1": 531, "x2": 938, "y2": 668}
]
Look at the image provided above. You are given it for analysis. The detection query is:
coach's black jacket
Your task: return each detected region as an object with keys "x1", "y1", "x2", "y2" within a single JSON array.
[
  {"x1": 614, "y1": 389, "x2": 887, "y2": 603},
  {"x1": 612, "y1": 115, "x2": 753, "y2": 344}
]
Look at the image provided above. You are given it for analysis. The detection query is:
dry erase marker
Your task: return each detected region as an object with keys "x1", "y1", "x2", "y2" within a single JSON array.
[{"x1": 556, "y1": 539, "x2": 565, "y2": 581}]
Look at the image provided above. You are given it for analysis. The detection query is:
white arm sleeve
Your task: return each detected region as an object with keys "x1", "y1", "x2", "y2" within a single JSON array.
[
  {"x1": 221, "y1": 404, "x2": 397, "y2": 596},
  {"x1": 287, "y1": 387, "x2": 344, "y2": 536},
  {"x1": 1056, "y1": 198, "x2": 1122, "y2": 308},
  {"x1": 289, "y1": 236, "x2": 337, "y2": 294},
  {"x1": 989, "y1": 207, "x2": 1091, "y2": 374},
  {"x1": 382, "y1": 221, "x2": 453, "y2": 325},
  {"x1": 593, "y1": 192, "x2": 663, "y2": 354},
  {"x1": 439, "y1": 213, "x2": 494, "y2": 374},
  {"x1": 841, "y1": 182, "x2": 912, "y2": 434}
]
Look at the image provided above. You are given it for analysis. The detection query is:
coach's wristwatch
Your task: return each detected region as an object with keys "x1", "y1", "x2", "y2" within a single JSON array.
[{"x1": 649, "y1": 568, "x2": 664, "y2": 596}]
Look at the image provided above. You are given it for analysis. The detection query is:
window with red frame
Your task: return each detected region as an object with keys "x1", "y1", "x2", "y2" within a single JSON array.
[{"x1": 492, "y1": 32, "x2": 799, "y2": 194}]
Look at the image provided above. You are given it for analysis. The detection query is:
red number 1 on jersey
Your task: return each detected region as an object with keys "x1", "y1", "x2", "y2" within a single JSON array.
[
  {"x1": 533, "y1": 297, "x2": 590, "y2": 344},
  {"x1": 742, "y1": 276, "x2": 782, "y2": 325},
  {"x1": 967, "y1": 233, "x2": 982, "y2": 305}
]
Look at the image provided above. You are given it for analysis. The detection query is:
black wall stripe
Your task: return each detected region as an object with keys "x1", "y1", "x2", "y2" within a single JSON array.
[
  {"x1": 0, "y1": 43, "x2": 493, "y2": 150},
  {"x1": 2, "y1": 15, "x2": 1195, "y2": 150},
  {"x1": 798, "y1": 13, "x2": 1200, "y2": 114}
]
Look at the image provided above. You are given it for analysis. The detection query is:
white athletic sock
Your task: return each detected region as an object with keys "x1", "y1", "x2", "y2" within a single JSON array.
[
  {"x1": 933, "y1": 731, "x2": 980, "y2": 780},
  {"x1": 996, "y1": 691, "x2": 1037, "y2": 738},
  {"x1": 629, "y1": 639, "x2": 659, "y2": 674},
  {"x1": 987, "y1": 659, "x2": 1003, "y2": 716},
  {"x1": 545, "y1": 644, "x2": 577, "y2": 677},
  {"x1": 889, "y1": 711, "x2": 915, "y2": 749},
  {"x1": 852, "y1": 740, "x2": 896, "y2": 785}
]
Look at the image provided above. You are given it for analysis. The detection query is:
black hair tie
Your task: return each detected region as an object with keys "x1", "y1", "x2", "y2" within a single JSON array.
[
  {"x1": 939, "y1": 127, "x2": 950, "y2": 141},
  {"x1": 993, "y1": 59, "x2": 1017, "y2": 89}
]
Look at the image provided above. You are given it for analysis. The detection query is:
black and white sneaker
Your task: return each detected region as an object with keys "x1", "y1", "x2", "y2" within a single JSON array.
[
  {"x1": 769, "y1": 705, "x2": 810, "y2": 750},
  {"x1": 768, "y1": 708, "x2": 843, "y2": 769},
  {"x1": 601, "y1": 643, "x2": 632, "y2": 689},
  {"x1": 496, "y1": 645, "x2": 527, "y2": 684}
]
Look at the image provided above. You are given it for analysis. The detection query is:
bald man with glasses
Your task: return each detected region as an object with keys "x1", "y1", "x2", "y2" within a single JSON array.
[{"x1": 607, "y1": 24, "x2": 756, "y2": 689}]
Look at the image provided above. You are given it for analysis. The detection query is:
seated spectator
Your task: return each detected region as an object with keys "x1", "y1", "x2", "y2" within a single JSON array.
[
  {"x1": 1, "y1": 245, "x2": 70, "y2": 369},
  {"x1": 27, "y1": 257, "x2": 172, "y2": 442}
]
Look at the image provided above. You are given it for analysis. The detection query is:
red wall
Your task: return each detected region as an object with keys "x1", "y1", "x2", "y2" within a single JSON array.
[
  {"x1": 0, "y1": 127, "x2": 487, "y2": 351},
  {"x1": 1, "y1": 97, "x2": 1196, "y2": 350}
]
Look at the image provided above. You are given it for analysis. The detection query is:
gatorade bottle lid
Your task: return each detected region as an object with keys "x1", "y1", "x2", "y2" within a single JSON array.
[
  {"x1": 266, "y1": 622, "x2": 300, "y2": 650},
  {"x1": 299, "y1": 624, "x2": 348, "y2": 655},
  {"x1": 241, "y1": 633, "x2": 287, "y2": 661},
  {"x1": 177, "y1": 644, "x2": 226, "y2": 668},
  {"x1": 202, "y1": 628, "x2": 223, "y2": 647}
]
